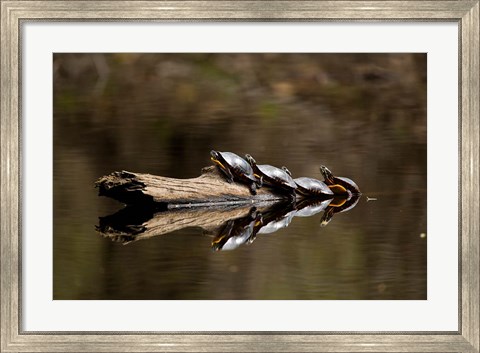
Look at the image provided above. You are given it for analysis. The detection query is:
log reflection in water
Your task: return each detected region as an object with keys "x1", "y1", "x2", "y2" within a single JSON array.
[
  {"x1": 96, "y1": 195, "x2": 361, "y2": 249},
  {"x1": 96, "y1": 202, "x2": 278, "y2": 244}
]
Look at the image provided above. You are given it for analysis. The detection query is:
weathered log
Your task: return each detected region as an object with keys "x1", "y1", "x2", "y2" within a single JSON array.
[{"x1": 95, "y1": 166, "x2": 286, "y2": 207}]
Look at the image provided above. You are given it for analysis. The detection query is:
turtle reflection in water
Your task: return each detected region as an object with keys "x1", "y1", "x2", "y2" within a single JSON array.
[
  {"x1": 210, "y1": 150, "x2": 262, "y2": 195},
  {"x1": 294, "y1": 198, "x2": 333, "y2": 218},
  {"x1": 320, "y1": 165, "x2": 361, "y2": 196},
  {"x1": 320, "y1": 193, "x2": 361, "y2": 227},
  {"x1": 256, "y1": 202, "x2": 297, "y2": 235},
  {"x1": 244, "y1": 154, "x2": 297, "y2": 199},
  {"x1": 211, "y1": 208, "x2": 263, "y2": 251}
]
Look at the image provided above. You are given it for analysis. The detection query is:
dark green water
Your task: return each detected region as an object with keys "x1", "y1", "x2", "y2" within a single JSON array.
[{"x1": 53, "y1": 53, "x2": 427, "y2": 300}]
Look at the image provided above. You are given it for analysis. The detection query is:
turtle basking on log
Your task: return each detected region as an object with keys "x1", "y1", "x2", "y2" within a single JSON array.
[
  {"x1": 294, "y1": 177, "x2": 334, "y2": 198},
  {"x1": 244, "y1": 154, "x2": 297, "y2": 199},
  {"x1": 210, "y1": 150, "x2": 262, "y2": 195},
  {"x1": 320, "y1": 165, "x2": 361, "y2": 196}
]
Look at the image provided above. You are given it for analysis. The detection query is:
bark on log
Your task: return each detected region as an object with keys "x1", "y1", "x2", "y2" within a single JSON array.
[{"x1": 95, "y1": 166, "x2": 286, "y2": 208}]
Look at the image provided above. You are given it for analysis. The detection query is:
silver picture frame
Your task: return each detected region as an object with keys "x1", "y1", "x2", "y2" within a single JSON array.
[{"x1": 1, "y1": 1, "x2": 478, "y2": 352}]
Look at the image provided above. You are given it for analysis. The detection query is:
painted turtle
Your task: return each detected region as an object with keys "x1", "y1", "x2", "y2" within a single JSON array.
[
  {"x1": 320, "y1": 165, "x2": 361, "y2": 196},
  {"x1": 294, "y1": 177, "x2": 334, "y2": 198},
  {"x1": 211, "y1": 208, "x2": 263, "y2": 251},
  {"x1": 244, "y1": 154, "x2": 297, "y2": 198},
  {"x1": 320, "y1": 193, "x2": 361, "y2": 227},
  {"x1": 210, "y1": 150, "x2": 261, "y2": 195}
]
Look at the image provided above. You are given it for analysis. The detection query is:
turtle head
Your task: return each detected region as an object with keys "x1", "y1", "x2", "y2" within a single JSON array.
[
  {"x1": 211, "y1": 243, "x2": 221, "y2": 252},
  {"x1": 211, "y1": 233, "x2": 226, "y2": 252},
  {"x1": 320, "y1": 207, "x2": 335, "y2": 227},
  {"x1": 282, "y1": 166, "x2": 292, "y2": 177},
  {"x1": 210, "y1": 150, "x2": 227, "y2": 170},
  {"x1": 244, "y1": 154, "x2": 256, "y2": 166},
  {"x1": 210, "y1": 150, "x2": 220, "y2": 159},
  {"x1": 320, "y1": 165, "x2": 335, "y2": 183}
]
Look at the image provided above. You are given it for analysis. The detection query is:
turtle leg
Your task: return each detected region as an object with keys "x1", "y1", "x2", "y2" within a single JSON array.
[
  {"x1": 249, "y1": 182, "x2": 257, "y2": 195},
  {"x1": 218, "y1": 166, "x2": 234, "y2": 183},
  {"x1": 280, "y1": 185, "x2": 296, "y2": 201},
  {"x1": 256, "y1": 176, "x2": 263, "y2": 188},
  {"x1": 248, "y1": 207, "x2": 258, "y2": 219},
  {"x1": 248, "y1": 214, "x2": 263, "y2": 244}
]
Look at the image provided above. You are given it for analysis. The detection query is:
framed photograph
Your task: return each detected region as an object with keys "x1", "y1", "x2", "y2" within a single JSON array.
[{"x1": 1, "y1": 1, "x2": 478, "y2": 352}]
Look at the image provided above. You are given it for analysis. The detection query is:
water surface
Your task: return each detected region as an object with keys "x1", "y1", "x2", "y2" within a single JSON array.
[{"x1": 53, "y1": 53, "x2": 427, "y2": 300}]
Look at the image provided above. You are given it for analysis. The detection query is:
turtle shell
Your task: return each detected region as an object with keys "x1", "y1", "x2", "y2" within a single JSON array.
[
  {"x1": 217, "y1": 151, "x2": 257, "y2": 183},
  {"x1": 257, "y1": 210, "x2": 296, "y2": 235},
  {"x1": 212, "y1": 211, "x2": 262, "y2": 251},
  {"x1": 333, "y1": 176, "x2": 360, "y2": 194},
  {"x1": 294, "y1": 177, "x2": 334, "y2": 197},
  {"x1": 215, "y1": 223, "x2": 254, "y2": 251},
  {"x1": 294, "y1": 198, "x2": 332, "y2": 217},
  {"x1": 255, "y1": 164, "x2": 297, "y2": 190}
]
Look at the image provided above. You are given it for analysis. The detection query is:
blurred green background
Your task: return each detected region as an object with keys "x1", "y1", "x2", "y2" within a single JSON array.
[{"x1": 53, "y1": 53, "x2": 426, "y2": 300}]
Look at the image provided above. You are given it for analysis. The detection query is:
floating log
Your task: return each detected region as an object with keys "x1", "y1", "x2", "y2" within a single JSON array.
[{"x1": 95, "y1": 166, "x2": 286, "y2": 208}]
